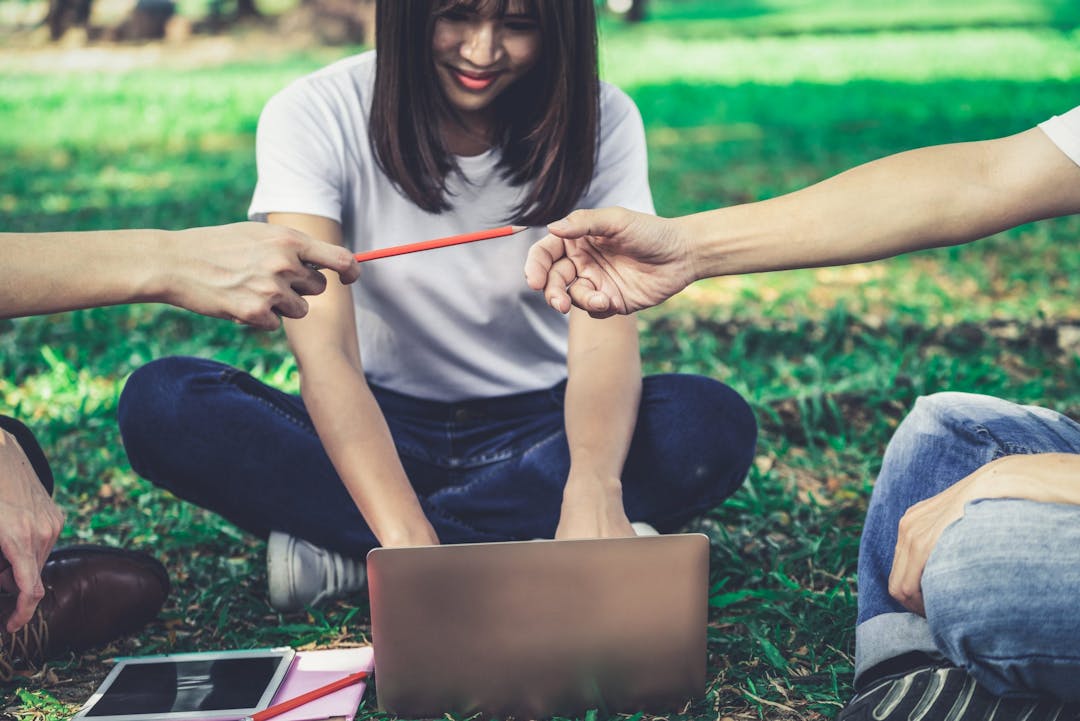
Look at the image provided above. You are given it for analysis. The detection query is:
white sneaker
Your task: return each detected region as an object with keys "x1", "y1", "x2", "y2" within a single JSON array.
[
  {"x1": 266, "y1": 531, "x2": 367, "y2": 612},
  {"x1": 631, "y1": 522, "x2": 659, "y2": 536}
]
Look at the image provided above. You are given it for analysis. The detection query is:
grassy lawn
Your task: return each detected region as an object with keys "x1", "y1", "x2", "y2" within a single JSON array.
[{"x1": 3, "y1": 0, "x2": 1080, "y2": 718}]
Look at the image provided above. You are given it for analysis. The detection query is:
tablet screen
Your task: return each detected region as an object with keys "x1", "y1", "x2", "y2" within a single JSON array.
[{"x1": 78, "y1": 649, "x2": 294, "y2": 720}]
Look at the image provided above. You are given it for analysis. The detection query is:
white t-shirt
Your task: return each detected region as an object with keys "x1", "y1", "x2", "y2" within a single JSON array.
[
  {"x1": 1039, "y1": 105, "x2": 1080, "y2": 167},
  {"x1": 250, "y1": 51, "x2": 654, "y2": 402}
]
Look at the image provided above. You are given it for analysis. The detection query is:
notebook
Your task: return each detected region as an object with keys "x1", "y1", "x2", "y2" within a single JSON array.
[
  {"x1": 367, "y1": 534, "x2": 709, "y2": 719},
  {"x1": 267, "y1": 647, "x2": 374, "y2": 721}
]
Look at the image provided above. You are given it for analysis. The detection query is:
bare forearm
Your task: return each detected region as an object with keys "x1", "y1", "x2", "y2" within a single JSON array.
[
  {"x1": 681, "y1": 128, "x2": 1080, "y2": 279},
  {"x1": 0, "y1": 230, "x2": 170, "y2": 317},
  {"x1": 299, "y1": 355, "x2": 428, "y2": 544},
  {"x1": 966, "y1": 453, "x2": 1080, "y2": 505},
  {"x1": 564, "y1": 314, "x2": 641, "y2": 481},
  {"x1": 270, "y1": 210, "x2": 427, "y2": 545}
]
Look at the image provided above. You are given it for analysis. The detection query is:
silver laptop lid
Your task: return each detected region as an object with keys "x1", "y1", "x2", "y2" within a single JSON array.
[{"x1": 368, "y1": 534, "x2": 708, "y2": 719}]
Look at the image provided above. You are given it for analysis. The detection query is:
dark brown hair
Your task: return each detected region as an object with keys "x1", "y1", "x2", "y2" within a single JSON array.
[{"x1": 370, "y1": 0, "x2": 599, "y2": 226}]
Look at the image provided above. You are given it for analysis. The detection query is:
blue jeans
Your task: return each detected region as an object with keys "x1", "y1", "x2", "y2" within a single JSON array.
[
  {"x1": 117, "y1": 356, "x2": 756, "y2": 557},
  {"x1": 856, "y1": 392, "x2": 1080, "y2": 701}
]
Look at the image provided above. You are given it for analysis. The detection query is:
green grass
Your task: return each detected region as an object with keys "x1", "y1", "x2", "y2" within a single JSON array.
[{"x1": 2, "y1": 0, "x2": 1080, "y2": 718}]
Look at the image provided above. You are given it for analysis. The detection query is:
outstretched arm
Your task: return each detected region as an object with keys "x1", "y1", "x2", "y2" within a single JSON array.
[
  {"x1": 1, "y1": 222, "x2": 361, "y2": 328},
  {"x1": 527, "y1": 126, "x2": 1080, "y2": 317}
]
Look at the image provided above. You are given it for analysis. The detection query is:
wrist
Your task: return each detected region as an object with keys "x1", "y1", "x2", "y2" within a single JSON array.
[
  {"x1": 675, "y1": 211, "x2": 728, "y2": 282},
  {"x1": 563, "y1": 468, "x2": 623, "y2": 498},
  {"x1": 375, "y1": 513, "x2": 438, "y2": 548},
  {"x1": 136, "y1": 229, "x2": 177, "y2": 304},
  {"x1": 365, "y1": 495, "x2": 433, "y2": 547}
]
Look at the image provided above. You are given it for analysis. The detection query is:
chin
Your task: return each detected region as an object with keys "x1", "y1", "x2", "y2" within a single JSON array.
[{"x1": 448, "y1": 94, "x2": 496, "y2": 114}]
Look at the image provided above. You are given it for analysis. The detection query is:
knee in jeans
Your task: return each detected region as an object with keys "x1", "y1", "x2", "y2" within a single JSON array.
[
  {"x1": 874, "y1": 392, "x2": 1015, "y2": 496},
  {"x1": 118, "y1": 356, "x2": 204, "y2": 473},
  {"x1": 903, "y1": 392, "x2": 1007, "y2": 437},
  {"x1": 922, "y1": 503, "x2": 1062, "y2": 669},
  {"x1": 923, "y1": 557, "x2": 1016, "y2": 666},
  {"x1": 659, "y1": 375, "x2": 756, "y2": 500}
]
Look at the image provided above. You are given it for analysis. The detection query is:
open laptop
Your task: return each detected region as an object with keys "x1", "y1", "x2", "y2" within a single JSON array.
[{"x1": 367, "y1": 533, "x2": 708, "y2": 719}]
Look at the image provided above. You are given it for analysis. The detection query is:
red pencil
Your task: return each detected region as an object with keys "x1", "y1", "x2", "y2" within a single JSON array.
[
  {"x1": 245, "y1": 670, "x2": 369, "y2": 721},
  {"x1": 354, "y1": 225, "x2": 527, "y2": 262}
]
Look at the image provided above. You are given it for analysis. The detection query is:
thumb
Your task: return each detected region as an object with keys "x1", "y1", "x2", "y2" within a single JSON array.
[{"x1": 547, "y1": 207, "x2": 630, "y2": 240}]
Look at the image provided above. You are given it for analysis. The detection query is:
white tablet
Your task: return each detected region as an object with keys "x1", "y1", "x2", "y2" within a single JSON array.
[{"x1": 73, "y1": 647, "x2": 296, "y2": 721}]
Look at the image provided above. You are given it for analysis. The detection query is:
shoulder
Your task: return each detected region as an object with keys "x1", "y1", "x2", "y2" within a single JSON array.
[
  {"x1": 595, "y1": 81, "x2": 645, "y2": 151},
  {"x1": 599, "y1": 81, "x2": 637, "y2": 111},
  {"x1": 597, "y1": 81, "x2": 644, "y2": 137}
]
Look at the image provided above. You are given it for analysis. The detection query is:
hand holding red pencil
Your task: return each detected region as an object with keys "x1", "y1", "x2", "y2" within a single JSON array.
[{"x1": 354, "y1": 225, "x2": 527, "y2": 262}]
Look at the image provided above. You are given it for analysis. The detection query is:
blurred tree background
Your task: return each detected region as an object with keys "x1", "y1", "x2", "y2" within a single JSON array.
[{"x1": 3, "y1": 1, "x2": 1080, "y2": 719}]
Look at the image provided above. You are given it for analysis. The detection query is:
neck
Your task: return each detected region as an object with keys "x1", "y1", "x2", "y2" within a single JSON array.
[{"x1": 442, "y1": 112, "x2": 495, "y2": 157}]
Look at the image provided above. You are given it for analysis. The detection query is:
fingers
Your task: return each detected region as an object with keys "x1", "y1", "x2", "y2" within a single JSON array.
[
  {"x1": 888, "y1": 565, "x2": 926, "y2": 616},
  {"x1": 888, "y1": 509, "x2": 930, "y2": 616},
  {"x1": 270, "y1": 292, "x2": 310, "y2": 322},
  {"x1": 296, "y1": 238, "x2": 361, "y2": 285},
  {"x1": 226, "y1": 300, "x2": 280, "y2": 330},
  {"x1": 8, "y1": 561, "x2": 44, "y2": 633},
  {"x1": 542, "y1": 257, "x2": 582, "y2": 314},
  {"x1": 288, "y1": 265, "x2": 329, "y2": 297},
  {"x1": 527, "y1": 239, "x2": 620, "y2": 316},
  {"x1": 524, "y1": 235, "x2": 567, "y2": 291},
  {"x1": 0, "y1": 537, "x2": 46, "y2": 633},
  {"x1": 565, "y1": 278, "x2": 616, "y2": 319}
]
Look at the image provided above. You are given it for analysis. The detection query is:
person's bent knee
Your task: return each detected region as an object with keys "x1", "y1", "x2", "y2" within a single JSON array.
[
  {"x1": 899, "y1": 392, "x2": 1014, "y2": 439},
  {"x1": 118, "y1": 356, "x2": 222, "y2": 478},
  {"x1": 642, "y1": 374, "x2": 757, "y2": 503}
]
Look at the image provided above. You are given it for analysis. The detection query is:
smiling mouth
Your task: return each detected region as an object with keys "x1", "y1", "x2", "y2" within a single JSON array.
[{"x1": 451, "y1": 68, "x2": 500, "y2": 91}]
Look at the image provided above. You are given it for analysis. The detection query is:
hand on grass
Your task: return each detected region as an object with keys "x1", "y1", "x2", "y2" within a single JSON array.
[
  {"x1": 0, "y1": 430, "x2": 65, "y2": 633},
  {"x1": 524, "y1": 207, "x2": 696, "y2": 318},
  {"x1": 159, "y1": 222, "x2": 362, "y2": 330}
]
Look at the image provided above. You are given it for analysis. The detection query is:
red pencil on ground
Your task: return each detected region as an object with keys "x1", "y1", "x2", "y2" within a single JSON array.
[
  {"x1": 354, "y1": 225, "x2": 528, "y2": 262},
  {"x1": 245, "y1": 670, "x2": 369, "y2": 721}
]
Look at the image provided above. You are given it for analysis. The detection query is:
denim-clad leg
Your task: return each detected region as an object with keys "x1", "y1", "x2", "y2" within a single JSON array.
[
  {"x1": 118, "y1": 357, "x2": 756, "y2": 556},
  {"x1": 922, "y1": 498, "x2": 1080, "y2": 701},
  {"x1": 855, "y1": 391, "x2": 1080, "y2": 699}
]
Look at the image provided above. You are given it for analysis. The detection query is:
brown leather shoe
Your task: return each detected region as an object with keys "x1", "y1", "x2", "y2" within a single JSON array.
[{"x1": 0, "y1": 545, "x2": 169, "y2": 679}]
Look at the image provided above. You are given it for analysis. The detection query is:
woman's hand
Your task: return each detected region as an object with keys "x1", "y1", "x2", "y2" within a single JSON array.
[
  {"x1": 555, "y1": 472, "x2": 636, "y2": 540},
  {"x1": 378, "y1": 517, "x2": 441, "y2": 548}
]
